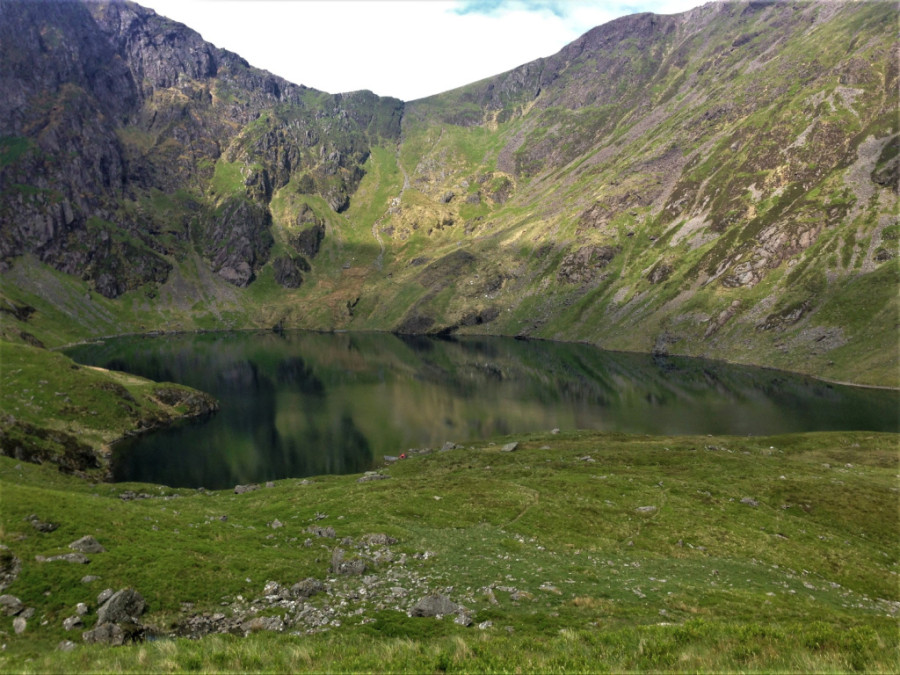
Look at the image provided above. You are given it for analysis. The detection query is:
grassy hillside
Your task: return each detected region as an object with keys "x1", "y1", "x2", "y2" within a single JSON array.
[
  {"x1": 0, "y1": 342, "x2": 217, "y2": 478},
  {"x1": 0, "y1": 429, "x2": 896, "y2": 672},
  {"x1": 1, "y1": 1, "x2": 897, "y2": 386}
]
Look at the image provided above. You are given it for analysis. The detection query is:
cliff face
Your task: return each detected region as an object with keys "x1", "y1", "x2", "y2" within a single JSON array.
[
  {"x1": 0, "y1": 0, "x2": 401, "y2": 294},
  {"x1": 0, "y1": 0, "x2": 897, "y2": 384}
]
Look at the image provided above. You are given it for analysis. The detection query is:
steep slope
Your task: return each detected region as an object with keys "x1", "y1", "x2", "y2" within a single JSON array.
[
  {"x1": 355, "y1": 1, "x2": 899, "y2": 384},
  {"x1": 0, "y1": 0, "x2": 896, "y2": 385},
  {"x1": 0, "y1": 0, "x2": 400, "y2": 295}
]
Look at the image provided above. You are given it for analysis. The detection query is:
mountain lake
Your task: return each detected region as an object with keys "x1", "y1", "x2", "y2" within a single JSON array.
[{"x1": 65, "y1": 331, "x2": 899, "y2": 490}]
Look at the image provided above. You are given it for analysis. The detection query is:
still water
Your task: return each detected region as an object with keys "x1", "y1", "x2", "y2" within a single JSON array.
[{"x1": 66, "y1": 331, "x2": 898, "y2": 489}]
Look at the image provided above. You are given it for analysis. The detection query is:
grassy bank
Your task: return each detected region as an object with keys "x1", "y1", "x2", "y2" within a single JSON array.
[
  {"x1": 0, "y1": 342, "x2": 217, "y2": 478},
  {"x1": 0, "y1": 429, "x2": 896, "y2": 672}
]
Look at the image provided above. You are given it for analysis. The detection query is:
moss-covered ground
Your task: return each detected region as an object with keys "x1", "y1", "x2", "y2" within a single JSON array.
[{"x1": 0, "y1": 426, "x2": 896, "y2": 672}]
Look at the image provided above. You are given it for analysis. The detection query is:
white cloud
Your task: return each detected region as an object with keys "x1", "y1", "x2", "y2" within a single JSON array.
[{"x1": 137, "y1": 0, "x2": 702, "y2": 101}]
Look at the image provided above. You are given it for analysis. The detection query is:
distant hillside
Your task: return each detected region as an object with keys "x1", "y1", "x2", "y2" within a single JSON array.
[{"x1": 0, "y1": 0, "x2": 896, "y2": 385}]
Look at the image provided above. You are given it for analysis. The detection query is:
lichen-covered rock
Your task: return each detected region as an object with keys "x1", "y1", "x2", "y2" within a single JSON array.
[
  {"x1": 0, "y1": 546, "x2": 21, "y2": 591},
  {"x1": 82, "y1": 622, "x2": 125, "y2": 646},
  {"x1": 97, "y1": 589, "x2": 146, "y2": 626},
  {"x1": 63, "y1": 616, "x2": 84, "y2": 631},
  {"x1": 291, "y1": 578, "x2": 325, "y2": 599},
  {"x1": 36, "y1": 552, "x2": 89, "y2": 564},
  {"x1": 331, "y1": 548, "x2": 367, "y2": 576},
  {"x1": 410, "y1": 594, "x2": 460, "y2": 618},
  {"x1": 0, "y1": 594, "x2": 23, "y2": 616},
  {"x1": 26, "y1": 514, "x2": 59, "y2": 533},
  {"x1": 69, "y1": 536, "x2": 106, "y2": 554}
]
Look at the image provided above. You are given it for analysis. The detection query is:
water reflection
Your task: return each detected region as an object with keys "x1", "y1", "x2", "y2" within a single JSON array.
[{"x1": 66, "y1": 331, "x2": 898, "y2": 489}]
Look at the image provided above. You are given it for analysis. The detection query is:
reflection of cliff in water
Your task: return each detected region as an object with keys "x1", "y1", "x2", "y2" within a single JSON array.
[
  {"x1": 110, "y1": 351, "x2": 372, "y2": 488},
  {"x1": 67, "y1": 331, "x2": 898, "y2": 489}
]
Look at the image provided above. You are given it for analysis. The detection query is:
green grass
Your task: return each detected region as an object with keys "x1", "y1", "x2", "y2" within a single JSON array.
[
  {"x1": 0, "y1": 342, "x2": 215, "y2": 473},
  {"x1": 209, "y1": 160, "x2": 244, "y2": 200},
  {"x1": 0, "y1": 136, "x2": 34, "y2": 167},
  {"x1": 0, "y1": 427, "x2": 896, "y2": 672}
]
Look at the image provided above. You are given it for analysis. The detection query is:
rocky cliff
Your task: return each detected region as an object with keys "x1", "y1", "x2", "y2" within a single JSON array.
[
  {"x1": 0, "y1": 0, "x2": 896, "y2": 385},
  {"x1": 0, "y1": 0, "x2": 400, "y2": 293}
]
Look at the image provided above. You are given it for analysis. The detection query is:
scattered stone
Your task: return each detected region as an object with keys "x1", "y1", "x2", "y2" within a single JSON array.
[
  {"x1": 551, "y1": 428, "x2": 560, "y2": 435},
  {"x1": 0, "y1": 595, "x2": 23, "y2": 616},
  {"x1": 82, "y1": 623, "x2": 126, "y2": 646},
  {"x1": 308, "y1": 526, "x2": 335, "y2": 538},
  {"x1": 265, "y1": 481, "x2": 275, "y2": 488},
  {"x1": 635, "y1": 506, "x2": 657, "y2": 514},
  {"x1": 119, "y1": 491, "x2": 152, "y2": 501},
  {"x1": 269, "y1": 519, "x2": 283, "y2": 529},
  {"x1": 76, "y1": 603, "x2": 89, "y2": 616},
  {"x1": 63, "y1": 616, "x2": 83, "y2": 631},
  {"x1": 478, "y1": 620, "x2": 493, "y2": 630},
  {"x1": 539, "y1": 584, "x2": 561, "y2": 594},
  {"x1": 97, "y1": 589, "x2": 146, "y2": 626},
  {"x1": 0, "y1": 545, "x2": 22, "y2": 590},
  {"x1": 13, "y1": 616, "x2": 26, "y2": 634},
  {"x1": 361, "y1": 533, "x2": 397, "y2": 547},
  {"x1": 454, "y1": 612, "x2": 474, "y2": 627},
  {"x1": 384, "y1": 456, "x2": 398, "y2": 463},
  {"x1": 57, "y1": 640, "x2": 77, "y2": 652},
  {"x1": 25, "y1": 515, "x2": 59, "y2": 533},
  {"x1": 441, "y1": 442, "x2": 461, "y2": 452},
  {"x1": 36, "y1": 553, "x2": 89, "y2": 564},
  {"x1": 69, "y1": 536, "x2": 106, "y2": 554},
  {"x1": 97, "y1": 589, "x2": 114, "y2": 605},
  {"x1": 510, "y1": 590, "x2": 533, "y2": 602},
  {"x1": 331, "y1": 549, "x2": 366, "y2": 576},
  {"x1": 262, "y1": 580, "x2": 285, "y2": 598},
  {"x1": 243, "y1": 616, "x2": 284, "y2": 633},
  {"x1": 357, "y1": 473, "x2": 390, "y2": 483},
  {"x1": 81, "y1": 575, "x2": 100, "y2": 584},
  {"x1": 410, "y1": 594, "x2": 459, "y2": 617},
  {"x1": 579, "y1": 456, "x2": 596, "y2": 462},
  {"x1": 291, "y1": 578, "x2": 325, "y2": 599},
  {"x1": 740, "y1": 497, "x2": 760, "y2": 507},
  {"x1": 234, "y1": 484, "x2": 259, "y2": 495},
  {"x1": 19, "y1": 607, "x2": 34, "y2": 620},
  {"x1": 500, "y1": 442, "x2": 518, "y2": 453}
]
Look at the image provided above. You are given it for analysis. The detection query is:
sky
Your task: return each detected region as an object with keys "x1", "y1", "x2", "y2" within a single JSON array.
[{"x1": 138, "y1": 0, "x2": 703, "y2": 101}]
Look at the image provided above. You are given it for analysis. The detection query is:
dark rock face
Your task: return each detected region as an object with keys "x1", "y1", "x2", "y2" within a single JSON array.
[
  {"x1": 272, "y1": 256, "x2": 308, "y2": 288},
  {"x1": 294, "y1": 225, "x2": 325, "y2": 260},
  {"x1": 556, "y1": 246, "x2": 618, "y2": 285},
  {"x1": 195, "y1": 198, "x2": 274, "y2": 287},
  {"x1": 0, "y1": 0, "x2": 401, "y2": 295}
]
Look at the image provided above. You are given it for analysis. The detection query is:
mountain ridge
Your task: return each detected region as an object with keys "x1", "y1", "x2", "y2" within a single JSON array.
[{"x1": 0, "y1": 0, "x2": 896, "y2": 385}]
